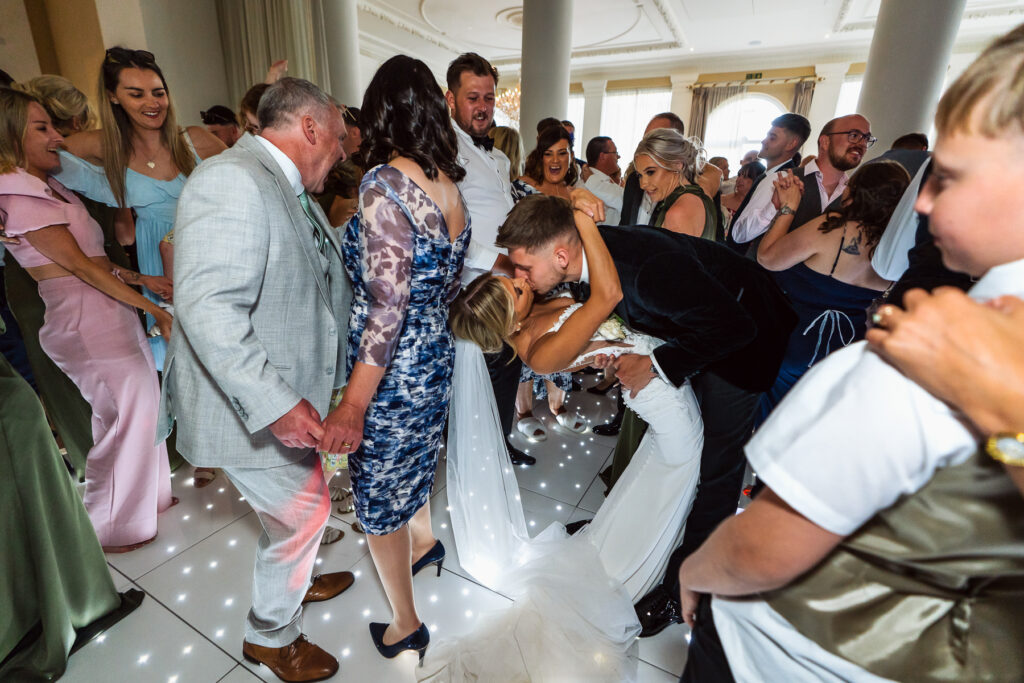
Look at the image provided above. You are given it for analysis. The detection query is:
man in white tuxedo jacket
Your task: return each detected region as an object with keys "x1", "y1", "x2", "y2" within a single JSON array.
[{"x1": 159, "y1": 78, "x2": 354, "y2": 681}]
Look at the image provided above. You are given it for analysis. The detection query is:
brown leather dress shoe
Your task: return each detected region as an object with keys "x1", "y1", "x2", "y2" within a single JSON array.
[
  {"x1": 242, "y1": 634, "x2": 338, "y2": 682},
  {"x1": 302, "y1": 571, "x2": 355, "y2": 604}
]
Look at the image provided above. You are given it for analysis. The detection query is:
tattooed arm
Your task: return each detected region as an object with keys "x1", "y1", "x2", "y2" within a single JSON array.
[
  {"x1": 108, "y1": 259, "x2": 174, "y2": 301},
  {"x1": 756, "y1": 211, "x2": 835, "y2": 271}
]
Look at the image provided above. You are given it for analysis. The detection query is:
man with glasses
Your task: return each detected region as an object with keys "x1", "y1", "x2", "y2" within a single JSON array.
[
  {"x1": 584, "y1": 136, "x2": 624, "y2": 224},
  {"x1": 731, "y1": 114, "x2": 873, "y2": 252}
]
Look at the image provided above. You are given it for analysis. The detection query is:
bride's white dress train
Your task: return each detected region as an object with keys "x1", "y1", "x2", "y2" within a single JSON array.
[{"x1": 419, "y1": 306, "x2": 702, "y2": 682}]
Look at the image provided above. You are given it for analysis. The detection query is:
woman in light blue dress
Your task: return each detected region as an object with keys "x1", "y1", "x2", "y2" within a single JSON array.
[{"x1": 57, "y1": 47, "x2": 224, "y2": 371}]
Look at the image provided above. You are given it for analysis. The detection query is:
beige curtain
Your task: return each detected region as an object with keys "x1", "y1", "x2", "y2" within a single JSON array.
[
  {"x1": 216, "y1": 0, "x2": 330, "y2": 109},
  {"x1": 791, "y1": 81, "x2": 815, "y2": 118},
  {"x1": 688, "y1": 85, "x2": 747, "y2": 142}
]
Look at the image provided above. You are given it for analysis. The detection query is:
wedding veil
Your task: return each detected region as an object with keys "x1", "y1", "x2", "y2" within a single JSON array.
[{"x1": 418, "y1": 339, "x2": 640, "y2": 682}]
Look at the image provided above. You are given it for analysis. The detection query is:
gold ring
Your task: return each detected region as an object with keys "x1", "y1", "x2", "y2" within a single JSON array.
[{"x1": 342, "y1": 442, "x2": 352, "y2": 448}]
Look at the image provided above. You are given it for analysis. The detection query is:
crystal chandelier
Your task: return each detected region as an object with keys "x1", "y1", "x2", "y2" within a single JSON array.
[{"x1": 496, "y1": 86, "x2": 521, "y2": 128}]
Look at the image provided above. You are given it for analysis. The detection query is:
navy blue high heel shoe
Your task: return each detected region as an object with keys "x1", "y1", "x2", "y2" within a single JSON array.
[
  {"x1": 369, "y1": 622, "x2": 430, "y2": 664},
  {"x1": 412, "y1": 539, "x2": 445, "y2": 577}
]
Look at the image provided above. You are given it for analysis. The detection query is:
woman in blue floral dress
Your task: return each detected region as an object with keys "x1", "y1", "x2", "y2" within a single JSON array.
[{"x1": 331, "y1": 55, "x2": 468, "y2": 662}]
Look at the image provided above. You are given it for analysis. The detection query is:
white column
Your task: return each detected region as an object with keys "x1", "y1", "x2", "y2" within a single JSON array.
[
  {"x1": 803, "y1": 62, "x2": 850, "y2": 157},
  {"x1": 942, "y1": 51, "x2": 976, "y2": 97},
  {"x1": 858, "y1": 0, "x2": 966, "y2": 156},
  {"x1": 94, "y1": 0, "x2": 148, "y2": 48},
  {"x1": 670, "y1": 72, "x2": 699, "y2": 132},
  {"x1": 322, "y1": 0, "x2": 362, "y2": 106},
  {"x1": 519, "y1": 0, "x2": 573, "y2": 137},
  {"x1": 580, "y1": 79, "x2": 606, "y2": 147}
]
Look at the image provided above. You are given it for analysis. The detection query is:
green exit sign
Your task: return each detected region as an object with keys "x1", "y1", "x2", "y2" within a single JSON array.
[{"x1": 745, "y1": 72, "x2": 763, "y2": 80}]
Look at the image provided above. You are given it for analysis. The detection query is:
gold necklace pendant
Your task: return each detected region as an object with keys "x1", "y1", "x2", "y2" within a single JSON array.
[{"x1": 146, "y1": 161, "x2": 156, "y2": 169}]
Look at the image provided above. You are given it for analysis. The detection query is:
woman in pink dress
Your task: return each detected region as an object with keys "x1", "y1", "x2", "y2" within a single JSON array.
[{"x1": 0, "y1": 89, "x2": 173, "y2": 552}]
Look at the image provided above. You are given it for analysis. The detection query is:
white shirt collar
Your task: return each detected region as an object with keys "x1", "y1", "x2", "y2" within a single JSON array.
[
  {"x1": 255, "y1": 135, "x2": 304, "y2": 196},
  {"x1": 588, "y1": 167, "x2": 613, "y2": 183},
  {"x1": 968, "y1": 258, "x2": 1024, "y2": 300},
  {"x1": 453, "y1": 123, "x2": 487, "y2": 156},
  {"x1": 579, "y1": 248, "x2": 590, "y2": 285}
]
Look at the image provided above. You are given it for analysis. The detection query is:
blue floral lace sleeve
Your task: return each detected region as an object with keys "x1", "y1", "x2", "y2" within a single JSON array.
[
  {"x1": 356, "y1": 181, "x2": 413, "y2": 367},
  {"x1": 511, "y1": 178, "x2": 540, "y2": 203}
]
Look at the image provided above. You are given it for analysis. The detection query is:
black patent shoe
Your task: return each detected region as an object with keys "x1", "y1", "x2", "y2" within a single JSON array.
[
  {"x1": 369, "y1": 622, "x2": 430, "y2": 665},
  {"x1": 508, "y1": 442, "x2": 537, "y2": 466},
  {"x1": 635, "y1": 586, "x2": 683, "y2": 637},
  {"x1": 565, "y1": 519, "x2": 592, "y2": 535},
  {"x1": 412, "y1": 540, "x2": 445, "y2": 577},
  {"x1": 593, "y1": 417, "x2": 622, "y2": 436},
  {"x1": 593, "y1": 404, "x2": 624, "y2": 436}
]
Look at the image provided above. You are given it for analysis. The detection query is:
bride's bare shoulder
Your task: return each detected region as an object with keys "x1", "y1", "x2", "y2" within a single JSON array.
[{"x1": 517, "y1": 298, "x2": 574, "y2": 344}]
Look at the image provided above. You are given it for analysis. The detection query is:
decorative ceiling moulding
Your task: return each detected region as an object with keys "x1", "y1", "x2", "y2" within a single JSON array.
[
  {"x1": 833, "y1": 0, "x2": 865, "y2": 34},
  {"x1": 358, "y1": 31, "x2": 415, "y2": 62},
  {"x1": 835, "y1": 0, "x2": 1024, "y2": 34},
  {"x1": 649, "y1": 0, "x2": 688, "y2": 46},
  {"x1": 358, "y1": 0, "x2": 690, "y2": 69},
  {"x1": 494, "y1": 7, "x2": 525, "y2": 29},
  {"x1": 574, "y1": 7, "x2": 644, "y2": 50},
  {"x1": 962, "y1": 5, "x2": 1024, "y2": 20},
  {"x1": 358, "y1": 1, "x2": 456, "y2": 54},
  {"x1": 490, "y1": 38, "x2": 682, "y2": 70}
]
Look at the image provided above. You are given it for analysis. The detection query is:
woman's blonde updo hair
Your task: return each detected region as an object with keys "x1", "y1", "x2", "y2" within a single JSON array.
[
  {"x1": 633, "y1": 128, "x2": 706, "y2": 184},
  {"x1": 489, "y1": 125, "x2": 523, "y2": 181},
  {"x1": 13, "y1": 75, "x2": 96, "y2": 136},
  {"x1": 449, "y1": 273, "x2": 517, "y2": 355}
]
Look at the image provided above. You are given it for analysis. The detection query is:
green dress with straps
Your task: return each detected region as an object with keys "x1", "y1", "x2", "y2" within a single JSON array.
[
  {"x1": 607, "y1": 182, "x2": 718, "y2": 489},
  {"x1": 648, "y1": 183, "x2": 718, "y2": 241}
]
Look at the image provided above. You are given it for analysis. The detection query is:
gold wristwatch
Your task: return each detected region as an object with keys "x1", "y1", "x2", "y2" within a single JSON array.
[{"x1": 985, "y1": 432, "x2": 1024, "y2": 467}]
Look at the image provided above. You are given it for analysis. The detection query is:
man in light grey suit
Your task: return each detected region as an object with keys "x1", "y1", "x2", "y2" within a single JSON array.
[{"x1": 160, "y1": 78, "x2": 354, "y2": 682}]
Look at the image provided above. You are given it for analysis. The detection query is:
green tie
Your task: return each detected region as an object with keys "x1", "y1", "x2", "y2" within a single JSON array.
[{"x1": 298, "y1": 191, "x2": 328, "y2": 257}]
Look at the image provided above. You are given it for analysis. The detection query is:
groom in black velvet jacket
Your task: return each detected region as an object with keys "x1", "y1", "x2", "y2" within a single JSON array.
[{"x1": 496, "y1": 194, "x2": 797, "y2": 632}]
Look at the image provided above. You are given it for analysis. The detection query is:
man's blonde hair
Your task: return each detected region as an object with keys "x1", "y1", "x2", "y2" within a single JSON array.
[
  {"x1": 449, "y1": 274, "x2": 517, "y2": 355},
  {"x1": 936, "y1": 23, "x2": 1024, "y2": 137}
]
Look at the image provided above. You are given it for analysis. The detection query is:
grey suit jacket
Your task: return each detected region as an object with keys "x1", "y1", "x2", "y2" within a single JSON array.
[{"x1": 158, "y1": 134, "x2": 353, "y2": 468}]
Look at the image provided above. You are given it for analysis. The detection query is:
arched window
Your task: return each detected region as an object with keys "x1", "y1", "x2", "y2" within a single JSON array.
[{"x1": 703, "y1": 93, "x2": 787, "y2": 170}]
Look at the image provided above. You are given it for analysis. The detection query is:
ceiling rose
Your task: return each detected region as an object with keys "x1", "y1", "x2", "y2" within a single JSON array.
[{"x1": 496, "y1": 6, "x2": 524, "y2": 29}]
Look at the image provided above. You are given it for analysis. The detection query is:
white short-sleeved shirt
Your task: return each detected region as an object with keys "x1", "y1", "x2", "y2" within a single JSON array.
[
  {"x1": 453, "y1": 125, "x2": 514, "y2": 280},
  {"x1": 712, "y1": 258, "x2": 1024, "y2": 682}
]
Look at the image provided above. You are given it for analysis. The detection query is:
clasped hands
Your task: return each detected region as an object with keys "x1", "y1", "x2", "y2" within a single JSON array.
[
  {"x1": 590, "y1": 353, "x2": 656, "y2": 397},
  {"x1": 269, "y1": 398, "x2": 365, "y2": 454},
  {"x1": 771, "y1": 169, "x2": 804, "y2": 210}
]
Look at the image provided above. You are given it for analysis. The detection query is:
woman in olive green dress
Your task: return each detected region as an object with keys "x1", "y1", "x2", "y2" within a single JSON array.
[{"x1": 0, "y1": 318, "x2": 142, "y2": 680}]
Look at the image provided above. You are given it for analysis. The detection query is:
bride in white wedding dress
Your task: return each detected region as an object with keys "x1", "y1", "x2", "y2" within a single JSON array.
[{"x1": 420, "y1": 211, "x2": 702, "y2": 682}]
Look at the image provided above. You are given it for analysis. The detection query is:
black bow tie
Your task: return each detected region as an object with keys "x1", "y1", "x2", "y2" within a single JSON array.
[
  {"x1": 570, "y1": 281, "x2": 591, "y2": 302},
  {"x1": 471, "y1": 135, "x2": 494, "y2": 152}
]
